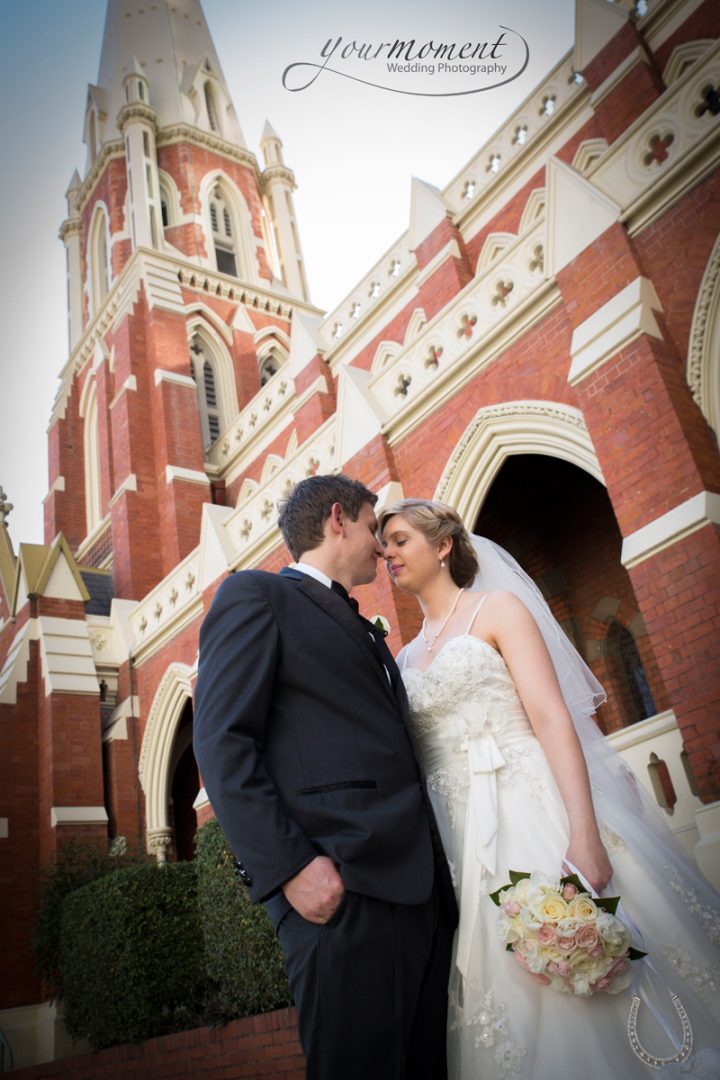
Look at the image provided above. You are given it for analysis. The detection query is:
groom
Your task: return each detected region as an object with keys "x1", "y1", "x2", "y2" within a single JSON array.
[{"x1": 193, "y1": 474, "x2": 456, "y2": 1080}]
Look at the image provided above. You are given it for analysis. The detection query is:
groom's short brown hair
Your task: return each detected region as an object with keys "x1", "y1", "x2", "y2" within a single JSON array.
[{"x1": 278, "y1": 474, "x2": 377, "y2": 560}]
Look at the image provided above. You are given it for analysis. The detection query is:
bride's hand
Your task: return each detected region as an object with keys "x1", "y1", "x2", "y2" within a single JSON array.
[{"x1": 562, "y1": 835, "x2": 613, "y2": 895}]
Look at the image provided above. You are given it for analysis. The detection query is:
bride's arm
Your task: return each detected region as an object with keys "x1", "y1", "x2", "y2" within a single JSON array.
[{"x1": 480, "y1": 591, "x2": 613, "y2": 893}]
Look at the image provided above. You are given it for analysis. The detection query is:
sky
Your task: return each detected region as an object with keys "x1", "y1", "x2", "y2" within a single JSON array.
[{"x1": 0, "y1": 0, "x2": 577, "y2": 547}]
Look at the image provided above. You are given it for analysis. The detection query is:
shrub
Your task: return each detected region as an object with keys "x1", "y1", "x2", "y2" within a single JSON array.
[
  {"x1": 60, "y1": 863, "x2": 208, "y2": 1049},
  {"x1": 32, "y1": 839, "x2": 146, "y2": 998},
  {"x1": 195, "y1": 819, "x2": 291, "y2": 1020}
]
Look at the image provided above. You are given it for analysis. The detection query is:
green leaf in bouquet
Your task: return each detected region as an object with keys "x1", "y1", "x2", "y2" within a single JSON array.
[
  {"x1": 595, "y1": 896, "x2": 620, "y2": 915},
  {"x1": 628, "y1": 947, "x2": 648, "y2": 961},
  {"x1": 508, "y1": 870, "x2": 531, "y2": 885},
  {"x1": 489, "y1": 886, "x2": 505, "y2": 906},
  {"x1": 559, "y1": 873, "x2": 586, "y2": 893},
  {"x1": 506, "y1": 943, "x2": 515, "y2": 952}
]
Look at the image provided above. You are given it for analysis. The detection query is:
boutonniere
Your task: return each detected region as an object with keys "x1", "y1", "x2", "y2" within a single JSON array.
[{"x1": 370, "y1": 614, "x2": 390, "y2": 637}]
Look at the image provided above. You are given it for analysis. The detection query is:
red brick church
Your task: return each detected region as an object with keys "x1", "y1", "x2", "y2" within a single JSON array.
[{"x1": 1, "y1": 0, "x2": 719, "y2": 1066}]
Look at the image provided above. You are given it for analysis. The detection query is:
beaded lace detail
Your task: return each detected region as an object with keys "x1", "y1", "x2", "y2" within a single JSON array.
[
  {"x1": 662, "y1": 939, "x2": 720, "y2": 1004},
  {"x1": 666, "y1": 866, "x2": 720, "y2": 946},
  {"x1": 449, "y1": 983, "x2": 526, "y2": 1077}
]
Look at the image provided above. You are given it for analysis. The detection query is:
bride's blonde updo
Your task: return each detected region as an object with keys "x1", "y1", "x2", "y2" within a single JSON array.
[{"x1": 378, "y1": 498, "x2": 479, "y2": 588}]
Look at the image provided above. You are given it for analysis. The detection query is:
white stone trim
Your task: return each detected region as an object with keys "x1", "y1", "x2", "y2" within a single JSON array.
[
  {"x1": 38, "y1": 616, "x2": 99, "y2": 697},
  {"x1": 51, "y1": 806, "x2": 108, "y2": 828},
  {"x1": 139, "y1": 662, "x2": 195, "y2": 856},
  {"x1": 606, "y1": 708, "x2": 677, "y2": 753},
  {"x1": 192, "y1": 787, "x2": 210, "y2": 812},
  {"x1": 47, "y1": 476, "x2": 65, "y2": 494},
  {"x1": 154, "y1": 368, "x2": 196, "y2": 389},
  {"x1": 590, "y1": 47, "x2": 647, "y2": 109},
  {"x1": 165, "y1": 465, "x2": 210, "y2": 486},
  {"x1": 621, "y1": 491, "x2": 720, "y2": 569},
  {"x1": 109, "y1": 473, "x2": 138, "y2": 508},
  {"x1": 644, "y1": 0, "x2": 709, "y2": 54},
  {"x1": 108, "y1": 374, "x2": 137, "y2": 409},
  {"x1": 415, "y1": 239, "x2": 461, "y2": 288},
  {"x1": 693, "y1": 800, "x2": 720, "y2": 890},
  {"x1": 568, "y1": 277, "x2": 663, "y2": 386},
  {"x1": 436, "y1": 401, "x2": 604, "y2": 523},
  {"x1": 546, "y1": 157, "x2": 620, "y2": 278},
  {"x1": 687, "y1": 231, "x2": 720, "y2": 437},
  {"x1": 0, "y1": 818, "x2": 8, "y2": 839}
]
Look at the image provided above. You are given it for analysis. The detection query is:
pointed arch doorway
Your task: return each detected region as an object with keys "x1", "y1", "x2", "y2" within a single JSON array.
[{"x1": 472, "y1": 454, "x2": 668, "y2": 733}]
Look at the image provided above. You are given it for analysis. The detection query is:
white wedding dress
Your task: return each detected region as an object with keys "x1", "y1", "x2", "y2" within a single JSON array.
[{"x1": 401, "y1": 606, "x2": 720, "y2": 1080}]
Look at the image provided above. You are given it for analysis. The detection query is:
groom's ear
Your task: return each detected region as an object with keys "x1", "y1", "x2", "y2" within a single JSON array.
[{"x1": 328, "y1": 502, "x2": 345, "y2": 536}]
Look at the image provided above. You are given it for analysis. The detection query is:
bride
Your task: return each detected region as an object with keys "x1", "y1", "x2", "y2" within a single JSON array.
[{"x1": 379, "y1": 497, "x2": 720, "y2": 1080}]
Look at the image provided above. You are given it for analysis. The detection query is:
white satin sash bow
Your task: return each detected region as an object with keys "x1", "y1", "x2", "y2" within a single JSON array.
[{"x1": 456, "y1": 731, "x2": 506, "y2": 979}]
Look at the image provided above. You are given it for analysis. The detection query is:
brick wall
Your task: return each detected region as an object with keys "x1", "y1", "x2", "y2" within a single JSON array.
[{"x1": 9, "y1": 1009, "x2": 305, "y2": 1080}]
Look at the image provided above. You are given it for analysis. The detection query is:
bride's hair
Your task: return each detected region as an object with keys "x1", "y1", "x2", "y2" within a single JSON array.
[{"x1": 378, "y1": 497, "x2": 479, "y2": 587}]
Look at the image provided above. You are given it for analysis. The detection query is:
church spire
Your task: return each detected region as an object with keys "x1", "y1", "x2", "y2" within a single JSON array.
[{"x1": 86, "y1": 0, "x2": 245, "y2": 172}]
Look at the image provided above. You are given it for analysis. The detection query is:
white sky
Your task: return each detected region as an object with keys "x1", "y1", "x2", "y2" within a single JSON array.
[{"x1": 0, "y1": 0, "x2": 576, "y2": 547}]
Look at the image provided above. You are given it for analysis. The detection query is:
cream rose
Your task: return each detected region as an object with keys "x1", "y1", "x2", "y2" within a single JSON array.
[
  {"x1": 532, "y1": 894, "x2": 568, "y2": 923},
  {"x1": 568, "y1": 896, "x2": 598, "y2": 923}
]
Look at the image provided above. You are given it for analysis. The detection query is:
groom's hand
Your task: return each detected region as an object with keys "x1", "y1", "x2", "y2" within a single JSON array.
[{"x1": 282, "y1": 855, "x2": 345, "y2": 924}]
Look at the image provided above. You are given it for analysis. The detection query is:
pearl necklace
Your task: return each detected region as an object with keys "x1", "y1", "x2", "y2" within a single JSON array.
[{"x1": 421, "y1": 588, "x2": 464, "y2": 652}]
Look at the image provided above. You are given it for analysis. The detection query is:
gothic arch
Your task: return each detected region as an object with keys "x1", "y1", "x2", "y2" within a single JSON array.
[
  {"x1": 687, "y1": 231, "x2": 720, "y2": 439},
  {"x1": 199, "y1": 171, "x2": 257, "y2": 283},
  {"x1": 138, "y1": 662, "x2": 195, "y2": 862},
  {"x1": 186, "y1": 316, "x2": 238, "y2": 448},
  {"x1": 435, "y1": 400, "x2": 604, "y2": 522},
  {"x1": 88, "y1": 203, "x2": 111, "y2": 315},
  {"x1": 79, "y1": 372, "x2": 102, "y2": 533}
]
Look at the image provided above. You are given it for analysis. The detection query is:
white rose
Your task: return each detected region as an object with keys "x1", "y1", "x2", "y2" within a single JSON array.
[
  {"x1": 497, "y1": 913, "x2": 521, "y2": 944},
  {"x1": 520, "y1": 906, "x2": 543, "y2": 932},
  {"x1": 596, "y1": 912, "x2": 631, "y2": 954},
  {"x1": 530, "y1": 870, "x2": 561, "y2": 893}
]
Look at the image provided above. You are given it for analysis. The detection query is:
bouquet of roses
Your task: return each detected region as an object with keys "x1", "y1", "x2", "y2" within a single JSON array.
[{"x1": 491, "y1": 870, "x2": 646, "y2": 997}]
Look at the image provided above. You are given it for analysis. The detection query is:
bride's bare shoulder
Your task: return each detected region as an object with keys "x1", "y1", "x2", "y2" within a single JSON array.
[{"x1": 481, "y1": 590, "x2": 532, "y2": 620}]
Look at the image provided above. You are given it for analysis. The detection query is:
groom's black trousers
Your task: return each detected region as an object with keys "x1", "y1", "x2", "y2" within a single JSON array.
[{"x1": 277, "y1": 882, "x2": 454, "y2": 1080}]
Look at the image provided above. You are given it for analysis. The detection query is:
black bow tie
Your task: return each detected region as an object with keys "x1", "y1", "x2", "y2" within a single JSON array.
[{"x1": 331, "y1": 580, "x2": 360, "y2": 615}]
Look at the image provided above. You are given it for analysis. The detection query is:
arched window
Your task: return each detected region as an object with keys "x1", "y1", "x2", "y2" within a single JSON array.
[
  {"x1": 82, "y1": 380, "x2": 102, "y2": 533},
  {"x1": 204, "y1": 81, "x2": 219, "y2": 133},
  {"x1": 209, "y1": 185, "x2": 237, "y2": 276},
  {"x1": 89, "y1": 207, "x2": 111, "y2": 314},
  {"x1": 606, "y1": 619, "x2": 657, "y2": 726},
  {"x1": 258, "y1": 344, "x2": 287, "y2": 386},
  {"x1": 189, "y1": 333, "x2": 223, "y2": 450}
]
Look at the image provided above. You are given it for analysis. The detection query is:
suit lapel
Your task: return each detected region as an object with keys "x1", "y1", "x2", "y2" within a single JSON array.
[{"x1": 281, "y1": 569, "x2": 397, "y2": 703}]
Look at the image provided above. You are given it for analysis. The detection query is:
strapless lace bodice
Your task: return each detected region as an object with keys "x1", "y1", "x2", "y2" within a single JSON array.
[{"x1": 403, "y1": 635, "x2": 535, "y2": 773}]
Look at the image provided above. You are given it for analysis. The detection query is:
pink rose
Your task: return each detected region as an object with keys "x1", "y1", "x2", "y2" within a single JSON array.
[
  {"x1": 562, "y1": 883, "x2": 578, "y2": 901},
  {"x1": 556, "y1": 934, "x2": 576, "y2": 951},
  {"x1": 502, "y1": 900, "x2": 521, "y2": 917},
  {"x1": 589, "y1": 945, "x2": 604, "y2": 959},
  {"x1": 576, "y1": 926, "x2": 599, "y2": 951},
  {"x1": 557, "y1": 961, "x2": 570, "y2": 977},
  {"x1": 610, "y1": 958, "x2": 629, "y2": 976},
  {"x1": 592, "y1": 976, "x2": 612, "y2": 992},
  {"x1": 537, "y1": 924, "x2": 556, "y2": 946}
]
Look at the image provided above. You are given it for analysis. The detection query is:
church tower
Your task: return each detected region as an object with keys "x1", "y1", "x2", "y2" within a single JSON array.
[{"x1": 49, "y1": 0, "x2": 318, "y2": 601}]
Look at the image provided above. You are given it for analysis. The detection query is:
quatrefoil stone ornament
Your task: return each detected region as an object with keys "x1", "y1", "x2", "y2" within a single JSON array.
[{"x1": 458, "y1": 314, "x2": 477, "y2": 339}]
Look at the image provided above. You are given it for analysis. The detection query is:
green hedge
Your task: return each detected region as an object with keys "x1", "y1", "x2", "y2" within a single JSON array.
[
  {"x1": 60, "y1": 863, "x2": 208, "y2": 1050},
  {"x1": 39, "y1": 823, "x2": 291, "y2": 1050},
  {"x1": 196, "y1": 818, "x2": 291, "y2": 1020},
  {"x1": 32, "y1": 840, "x2": 147, "y2": 999}
]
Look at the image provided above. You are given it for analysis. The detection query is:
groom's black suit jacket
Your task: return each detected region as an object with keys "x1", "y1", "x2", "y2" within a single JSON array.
[{"x1": 193, "y1": 567, "x2": 444, "y2": 917}]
